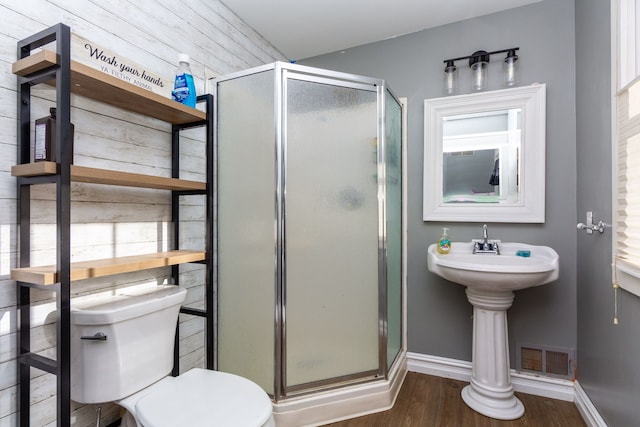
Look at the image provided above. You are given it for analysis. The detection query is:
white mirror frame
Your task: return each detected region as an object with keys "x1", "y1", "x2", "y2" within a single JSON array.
[{"x1": 423, "y1": 83, "x2": 546, "y2": 222}]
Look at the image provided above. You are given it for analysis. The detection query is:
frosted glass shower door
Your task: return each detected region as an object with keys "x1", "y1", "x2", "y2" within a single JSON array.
[
  {"x1": 385, "y1": 90, "x2": 403, "y2": 369},
  {"x1": 216, "y1": 70, "x2": 276, "y2": 394},
  {"x1": 284, "y1": 76, "x2": 380, "y2": 389}
]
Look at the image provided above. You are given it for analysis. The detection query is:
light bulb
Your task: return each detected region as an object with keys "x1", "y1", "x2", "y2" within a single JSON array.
[
  {"x1": 444, "y1": 60, "x2": 458, "y2": 95},
  {"x1": 469, "y1": 51, "x2": 489, "y2": 91},
  {"x1": 504, "y1": 49, "x2": 519, "y2": 86}
]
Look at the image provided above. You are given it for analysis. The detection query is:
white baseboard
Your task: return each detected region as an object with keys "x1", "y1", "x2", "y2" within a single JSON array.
[
  {"x1": 574, "y1": 380, "x2": 608, "y2": 427},
  {"x1": 406, "y1": 351, "x2": 607, "y2": 426}
]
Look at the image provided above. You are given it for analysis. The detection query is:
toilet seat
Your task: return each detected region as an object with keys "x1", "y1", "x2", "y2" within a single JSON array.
[{"x1": 134, "y1": 368, "x2": 273, "y2": 427}]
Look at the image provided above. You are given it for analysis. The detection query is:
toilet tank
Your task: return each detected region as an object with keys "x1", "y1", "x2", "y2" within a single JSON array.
[{"x1": 70, "y1": 285, "x2": 187, "y2": 404}]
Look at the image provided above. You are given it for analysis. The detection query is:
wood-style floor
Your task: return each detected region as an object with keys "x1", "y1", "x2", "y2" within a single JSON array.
[{"x1": 323, "y1": 372, "x2": 587, "y2": 427}]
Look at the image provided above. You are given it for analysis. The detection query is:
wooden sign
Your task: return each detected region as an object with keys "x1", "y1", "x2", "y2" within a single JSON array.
[{"x1": 69, "y1": 33, "x2": 173, "y2": 98}]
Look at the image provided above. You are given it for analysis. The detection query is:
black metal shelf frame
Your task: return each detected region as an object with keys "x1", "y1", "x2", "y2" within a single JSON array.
[
  {"x1": 16, "y1": 23, "x2": 72, "y2": 427},
  {"x1": 171, "y1": 93, "x2": 215, "y2": 375},
  {"x1": 15, "y1": 23, "x2": 214, "y2": 427}
]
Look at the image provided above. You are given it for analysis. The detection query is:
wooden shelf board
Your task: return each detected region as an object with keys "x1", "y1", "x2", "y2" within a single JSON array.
[
  {"x1": 11, "y1": 161, "x2": 58, "y2": 177},
  {"x1": 12, "y1": 49, "x2": 58, "y2": 76},
  {"x1": 11, "y1": 250, "x2": 206, "y2": 286},
  {"x1": 11, "y1": 162, "x2": 206, "y2": 191},
  {"x1": 12, "y1": 51, "x2": 206, "y2": 125}
]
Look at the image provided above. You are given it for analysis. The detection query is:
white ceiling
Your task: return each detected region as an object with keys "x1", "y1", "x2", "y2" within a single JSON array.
[{"x1": 221, "y1": 0, "x2": 542, "y2": 60}]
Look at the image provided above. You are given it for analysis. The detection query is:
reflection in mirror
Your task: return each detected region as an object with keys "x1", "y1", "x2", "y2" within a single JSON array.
[
  {"x1": 423, "y1": 84, "x2": 546, "y2": 222},
  {"x1": 442, "y1": 109, "x2": 520, "y2": 204}
]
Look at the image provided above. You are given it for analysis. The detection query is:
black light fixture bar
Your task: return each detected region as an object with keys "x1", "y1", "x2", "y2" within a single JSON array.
[{"x1": 443, "y1": 47, "x2": 520, "y2": 65}]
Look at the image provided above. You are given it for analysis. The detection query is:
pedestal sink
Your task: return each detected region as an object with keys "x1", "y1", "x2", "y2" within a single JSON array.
[{"x1": 427, "y1": 241, "x2": 559, "y2": 420}]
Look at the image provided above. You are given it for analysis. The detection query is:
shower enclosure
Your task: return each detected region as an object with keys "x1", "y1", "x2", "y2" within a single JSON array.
[{"x1": 213, "y1": 62, "x2": 403, "y2": 404}]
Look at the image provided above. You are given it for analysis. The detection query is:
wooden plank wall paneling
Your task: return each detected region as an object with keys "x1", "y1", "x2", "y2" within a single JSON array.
[{"x1": 0, "y1": 0, "x2": 285, "y2": 425}]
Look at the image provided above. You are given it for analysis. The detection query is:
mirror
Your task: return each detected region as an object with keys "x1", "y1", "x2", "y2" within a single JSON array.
[{"x1": 423, "y1": 84, "x2": 546, "y2": 222}]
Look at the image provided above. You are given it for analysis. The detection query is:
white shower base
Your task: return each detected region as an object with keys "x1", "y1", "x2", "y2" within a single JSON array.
[{"x1": 272, "y1": 351, "x2": 407, "y2": 427}]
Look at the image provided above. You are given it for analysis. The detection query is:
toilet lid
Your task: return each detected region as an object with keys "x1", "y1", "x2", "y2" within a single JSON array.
[{"x1": 136, "y1": 368, "x2": 272, "y2": 427}]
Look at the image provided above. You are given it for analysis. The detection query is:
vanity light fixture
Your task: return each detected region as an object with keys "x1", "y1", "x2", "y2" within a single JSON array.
[{"x1": 443, "y1": 47, "x2": 520, "y2": 93}]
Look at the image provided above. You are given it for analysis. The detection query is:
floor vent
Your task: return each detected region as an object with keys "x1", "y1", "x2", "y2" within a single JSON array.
[{"x1": 517, "y1": 344, "x2": 575, "y2": 379}]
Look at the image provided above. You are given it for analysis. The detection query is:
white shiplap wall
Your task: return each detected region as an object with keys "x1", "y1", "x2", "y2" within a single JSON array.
[{"x1": 0, "y1": 1, "x2": 285, "y2": 425}]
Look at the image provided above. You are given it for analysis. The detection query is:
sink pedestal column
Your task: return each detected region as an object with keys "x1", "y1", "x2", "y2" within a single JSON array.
[{"x1": 461, "y1": 287, "x2": 524, "y2": 420}]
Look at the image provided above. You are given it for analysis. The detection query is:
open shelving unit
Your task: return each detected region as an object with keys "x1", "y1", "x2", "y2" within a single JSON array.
[{"x1": 12, "y1": 24, "x2": 214, "y2": 427}]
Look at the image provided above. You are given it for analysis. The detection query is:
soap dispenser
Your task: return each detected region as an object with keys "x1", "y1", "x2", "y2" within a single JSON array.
[
  {"x1": 172, "y1": 54, "x2": 196, "y2": 108},
  {"x1": 437, "y1": 228, "x2": 451, "y2": 254}
]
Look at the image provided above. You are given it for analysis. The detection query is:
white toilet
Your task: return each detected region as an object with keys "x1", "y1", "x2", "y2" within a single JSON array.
[{"x1": 70, "y1": 285, "x2": 275, "y2": 427}]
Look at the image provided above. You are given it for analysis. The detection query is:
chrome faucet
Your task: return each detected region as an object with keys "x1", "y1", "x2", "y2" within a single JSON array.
[{"x1": 473, "y1": 224, "x2": 500, "y2": 254}]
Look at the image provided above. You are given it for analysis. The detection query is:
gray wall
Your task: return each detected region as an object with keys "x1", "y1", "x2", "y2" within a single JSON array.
[
  {"x1": 302, "y1": 0, "x2": 578, "y2": 368},
  {"x1": 576, "y1": 1, "x2": 640, "y2": 426}
]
